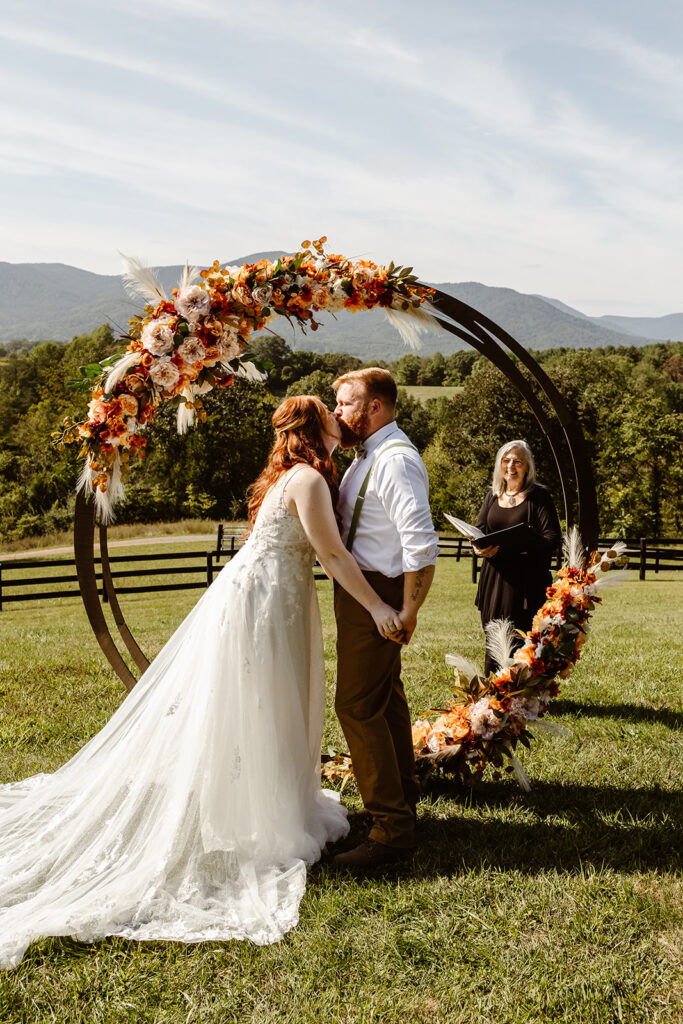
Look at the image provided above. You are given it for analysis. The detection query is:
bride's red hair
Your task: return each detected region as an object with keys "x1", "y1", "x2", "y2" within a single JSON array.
[{"x1": 247, "y1": 395, "x2": 339, "y2": 527}]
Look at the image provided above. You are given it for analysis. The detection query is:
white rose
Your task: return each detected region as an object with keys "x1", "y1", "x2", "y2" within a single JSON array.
[
  {"x1": 468, "y1": 697, "x2": 502, "y2": 740},
  {"x1": 175, "y1": 285, "x2": 211, "y2": 323},
  {"x1": 218, "y1": 328, "x2": 242, "y2": 363},
  {"x1": 148, "y1": 356, "x2": 180, "y2": 391},
  {"x1": 141, "y1": 318, "x2": 175, "y2": 356},
  {"x1": 310, "y1": 285, "x2": 331, "y2": 308},
  {"x1": 327, "y1": 278, "x2": 348, "y2": 311},
  {"x1": 509, "y1": 696, "x2": 541, "y2": 721},
  {"x1": 252, "y1": 285, "x2": 272, "y2": 306},
  {"x1": 177, "y1": 335, "x2": 206, "y2": 364}
]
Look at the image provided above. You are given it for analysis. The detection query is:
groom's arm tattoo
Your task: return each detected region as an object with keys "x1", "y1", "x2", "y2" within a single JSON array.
[{"x1": 410, "y1": 567, "x2": 428, "y2": 603}]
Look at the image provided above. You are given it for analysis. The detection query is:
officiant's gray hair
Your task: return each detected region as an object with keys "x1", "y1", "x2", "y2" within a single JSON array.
[{"x1": 491, "y1": 440, "x2": 536, "y2": 497}]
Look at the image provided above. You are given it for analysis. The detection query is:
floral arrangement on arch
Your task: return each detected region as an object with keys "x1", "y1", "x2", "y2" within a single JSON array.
[
  {"x1": 56, "y1": 238, "x2": 436, "y2": 521},
  {"x1": 322, "y1": 534, "x2": 628, "y2": 791}
]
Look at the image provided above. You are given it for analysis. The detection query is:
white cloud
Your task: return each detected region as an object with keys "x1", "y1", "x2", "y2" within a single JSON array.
[{"x1": 0, "y1": 0, "x2": 680, "y2": 315}]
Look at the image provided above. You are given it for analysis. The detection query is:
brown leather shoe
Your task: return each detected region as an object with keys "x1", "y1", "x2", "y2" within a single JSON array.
[{"x1": 330, "y1": 839, "x2": 413, "y2": 872}]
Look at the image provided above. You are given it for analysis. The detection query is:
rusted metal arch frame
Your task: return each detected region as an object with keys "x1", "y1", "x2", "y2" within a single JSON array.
[
  {"x1": 74, "y1": 287, "x2": 599, "y2": 688},
  {"x1": 426, "y1": 311, "x2": 571, "y2": 526},
  {"x1": 427, "y1": 288, "x2": 599, "y2": 548},
  {"x1": 74, "y1": 489, "x2": 138, "y2": 691}
]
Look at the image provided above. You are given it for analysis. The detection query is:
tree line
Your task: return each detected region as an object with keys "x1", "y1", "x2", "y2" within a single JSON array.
[{"x1": 0, "y1": 327, "x2": 680, "y2": 542}]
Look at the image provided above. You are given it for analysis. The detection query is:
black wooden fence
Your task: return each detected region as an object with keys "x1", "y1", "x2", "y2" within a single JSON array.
[
  {"x1": 0, "y1": 533, "x2": 680, "y2": 610},
  {"x1": 469, "y1": 537, "x2": 683, "y2": 583},
  {"x1": 0, "y1": 549, "x2": 216, "y2": 611}
]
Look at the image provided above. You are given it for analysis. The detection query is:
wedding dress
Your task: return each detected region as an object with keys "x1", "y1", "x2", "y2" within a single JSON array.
[{"x1": 0, "y1": 471, "x2": 348, "y2": 969}]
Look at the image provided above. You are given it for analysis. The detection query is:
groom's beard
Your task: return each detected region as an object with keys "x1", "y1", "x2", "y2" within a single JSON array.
[{"x1": 336, "y1": 408, "x2": 370, "y2": 449}]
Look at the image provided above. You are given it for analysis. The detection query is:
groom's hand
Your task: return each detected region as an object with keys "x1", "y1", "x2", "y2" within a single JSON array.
[
  {"x1": 395, "y1": 609, "x2": 418, "y2": 645},
  {"x1": 386, "y1": 627, "x2": 408, "y2": 645}
]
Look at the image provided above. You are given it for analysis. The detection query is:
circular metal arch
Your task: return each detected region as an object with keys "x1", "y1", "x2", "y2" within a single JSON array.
[{"x1": 74, "y1": 287, "x2": 600, "y2": 688}]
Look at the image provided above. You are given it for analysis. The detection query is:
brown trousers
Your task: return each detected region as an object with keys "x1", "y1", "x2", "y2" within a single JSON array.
[{"x1": 334, "y1": 571, "x2": 419, "y2": 849}]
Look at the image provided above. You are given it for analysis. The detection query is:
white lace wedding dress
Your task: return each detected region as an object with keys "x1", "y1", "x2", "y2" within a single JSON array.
[{"x1": 0, "y1": 472, "x2": 348, "y2": 969}]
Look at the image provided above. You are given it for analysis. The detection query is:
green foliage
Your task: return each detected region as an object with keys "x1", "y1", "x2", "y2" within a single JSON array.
[
  {"x1": 0, "y1": 326, "x2": 680, "y2": 543},
  {"x1": 422, "y1": 344, "x2": 683, "y2": 536},
  {"x1": 285, "y1": 370, "x2": 337, "y2": 408}
]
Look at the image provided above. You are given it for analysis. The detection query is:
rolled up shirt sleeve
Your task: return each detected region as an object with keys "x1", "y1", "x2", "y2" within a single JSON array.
[{"x1": 375, "y1": 453, "x2": 440, "y2": 572}]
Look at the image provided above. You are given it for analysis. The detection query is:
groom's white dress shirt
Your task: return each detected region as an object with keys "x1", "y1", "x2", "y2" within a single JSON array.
[{"x1": 338, "y1": 421, "x2": 439, "y2": 578}]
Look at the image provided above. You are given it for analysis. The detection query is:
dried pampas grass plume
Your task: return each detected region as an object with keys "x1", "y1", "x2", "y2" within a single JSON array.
[
  {"x1": 384, "y1": 300, "x2": 441, "y2": 350},
  {"x1": 484, "y1": 618, "x2": 517, "y2": 671},
  {"x1": 120, "y1": 254, "x2": 168, "y2": 305},
  {"x1": 562, "y1": 527, "x2": 585, "y2": 571},
  {"x1": 445, "y1": 652, "x2": 483, "y2": 681}
]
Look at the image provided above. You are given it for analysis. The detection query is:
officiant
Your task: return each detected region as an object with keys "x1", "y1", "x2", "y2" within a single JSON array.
[{"x1": 473, "y1": 440, "x2": 561, "y2": 674}]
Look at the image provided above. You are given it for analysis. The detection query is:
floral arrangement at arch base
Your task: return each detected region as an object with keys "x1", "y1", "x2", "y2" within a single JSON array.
[
  {"x1": 322, "y1": 533, "x2": 628, "y2": 792},
  {"x1": 55, "y1": 238, "x2": 436, "y2": 522}
]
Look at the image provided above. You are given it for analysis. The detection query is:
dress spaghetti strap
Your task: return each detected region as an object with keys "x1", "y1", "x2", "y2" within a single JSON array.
[{"x1": 279, "y1": 464, "x2": 309, "y2": 513}]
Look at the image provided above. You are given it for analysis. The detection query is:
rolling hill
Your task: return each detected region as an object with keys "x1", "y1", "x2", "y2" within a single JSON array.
[{"x1": 1, "y1": 257, "x2": 679, "y2": 357}]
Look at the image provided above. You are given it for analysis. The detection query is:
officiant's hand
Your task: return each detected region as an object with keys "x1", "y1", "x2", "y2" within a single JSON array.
[{"x1": 473, "y1": 543, "x2": 499, "y2": 558}]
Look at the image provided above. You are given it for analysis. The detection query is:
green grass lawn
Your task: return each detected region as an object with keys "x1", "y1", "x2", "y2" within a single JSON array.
[
  {"x1": 400, "y1": 384, "x2": 463, "y2": 403},
  {"x1": 0, "y1": 556, "x2": 681, "y2": 1023}
]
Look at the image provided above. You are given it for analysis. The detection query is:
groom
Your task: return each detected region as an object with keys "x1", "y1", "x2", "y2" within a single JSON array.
[{"x1": 331, "y1": 368, "x2": 439, "y2": 870}]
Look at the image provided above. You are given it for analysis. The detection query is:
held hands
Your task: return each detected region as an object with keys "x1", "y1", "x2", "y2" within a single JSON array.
[
  {"x1": 394, "y1": 608, "x2": 417, "y2": 645},
  {"x1": 371, "y1": 602, "x2": 404, "y2": 641},
  {"x1": 371, "y1": 604, "x2": 416, "y2": 645}
]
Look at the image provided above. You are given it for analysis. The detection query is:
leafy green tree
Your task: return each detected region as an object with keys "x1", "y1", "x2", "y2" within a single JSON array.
[
  {"x1": 285, "y1": 371, "x2": 337, "y2": 409},
  {"x1": 394, "y1": 354, "x2": 422, "y2": 385}
]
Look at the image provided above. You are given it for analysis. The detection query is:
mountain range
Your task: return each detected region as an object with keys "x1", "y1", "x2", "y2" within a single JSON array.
[{"x1": 1, "y1": 254, "x2": 680, "y2": 358}]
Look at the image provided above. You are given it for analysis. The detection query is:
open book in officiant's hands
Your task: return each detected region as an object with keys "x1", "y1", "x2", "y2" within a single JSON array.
[
  {"x1": 445, "y1": 513, "x2": 541, "y2": 554},
  {"x1": 443, "y1": 513, "x2": 485, "y2": 541}
]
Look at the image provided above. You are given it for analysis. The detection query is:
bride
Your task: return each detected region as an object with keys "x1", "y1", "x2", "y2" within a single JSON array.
[{"x1": 0, "y1": 395, "x2": 403, "y2": 970}]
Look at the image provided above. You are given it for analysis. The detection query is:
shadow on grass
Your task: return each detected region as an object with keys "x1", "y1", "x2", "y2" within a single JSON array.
[
  {"x1": 549, "y1": 699, "x2": 683, "y2": 729},
  {"x1": 322, "y1": 781, "x2": 683, "y2": 877},
  {"x1": 414, "y1": 780, "x2": 682, "y2": 874}
]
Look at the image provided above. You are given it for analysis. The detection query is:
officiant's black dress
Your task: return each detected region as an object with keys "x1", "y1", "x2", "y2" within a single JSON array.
[{"x1": 475, "y1": 484, "x2": 561, "y2": 672}]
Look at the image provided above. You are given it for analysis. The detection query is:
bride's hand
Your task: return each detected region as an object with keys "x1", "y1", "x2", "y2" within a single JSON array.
[{"x1": 371, "y1": 602, "x2": 405, "y2": 641}]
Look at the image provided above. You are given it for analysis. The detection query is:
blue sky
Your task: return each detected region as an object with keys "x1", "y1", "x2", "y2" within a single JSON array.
[{"x1": 1, "y1": 0, "x2": 681, "y2": 316}]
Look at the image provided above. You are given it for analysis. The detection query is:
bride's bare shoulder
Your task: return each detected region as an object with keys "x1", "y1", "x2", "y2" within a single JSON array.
[
  {"x1": 284, "y1": 465, "x2": 330, "y2": 514},
  {"x1": 287, "y1": 464, "x2": 325, "y2": 492}
]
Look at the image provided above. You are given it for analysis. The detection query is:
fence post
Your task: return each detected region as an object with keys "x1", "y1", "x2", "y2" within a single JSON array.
[
  {"x1": 230, "y1": 536, "x2": 235, "y2": 560},
  {"x1": 471, "y1": 552, "x2": 478, "y2": 584},
  {"x1": 639, "y1": 537, "x2": 647, "y2": 581},
  {"x1": 216, "y1": 523, "x2": 223, "y2": 554},
  {"x1": 206, "y1": 552, "x2": 214, "y2": 587},
  {"x1": 0, "y1": 563, "x2": 3, "y2": 612},
  {"x1": 456, "y1": 538, "x2": 463, "y2": 562}
]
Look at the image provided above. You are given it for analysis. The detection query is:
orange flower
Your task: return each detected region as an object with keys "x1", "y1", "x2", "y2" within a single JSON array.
[{"x1": 411, "y1": 720, "x2": 431, "y2": 747}]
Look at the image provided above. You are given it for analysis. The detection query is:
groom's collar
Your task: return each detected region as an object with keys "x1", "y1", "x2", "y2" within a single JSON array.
[{"x1": 363, "y1": 421, "x2": 399, "y2": 457}]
